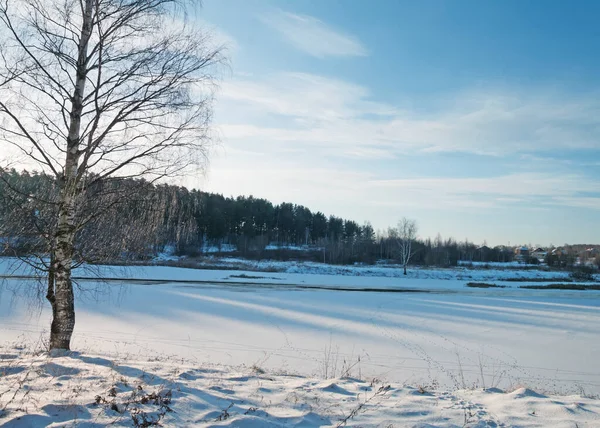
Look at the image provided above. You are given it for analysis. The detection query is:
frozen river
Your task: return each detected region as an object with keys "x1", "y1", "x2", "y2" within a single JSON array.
[{"x1": 1, "y1": 268, "x2": 599, "y2": 396}]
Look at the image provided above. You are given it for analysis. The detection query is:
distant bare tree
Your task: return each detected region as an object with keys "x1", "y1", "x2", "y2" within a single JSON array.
[
  {"x1": 0, "y1": 0, "x2": 225, "y2": 350},
  {"x1": 396, "y1": 217, "x2": 418, "y2": 275}
]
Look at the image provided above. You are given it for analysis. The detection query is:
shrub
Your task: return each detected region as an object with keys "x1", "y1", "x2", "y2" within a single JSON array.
[
  {"x1": 466, "y1": 282, "x2": 506, "y2": 288},
  {"x1": 569, "y1": 267, "x2": 595, "y2": 282}
]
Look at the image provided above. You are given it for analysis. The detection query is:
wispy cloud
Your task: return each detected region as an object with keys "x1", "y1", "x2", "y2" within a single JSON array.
[
  {"x1": 369, "y1": 173, "x2": 599, "y2": 202},
  {"x1": 552, "y1": 196, "x2": 600, "y2": 210},
  {"x1": 217, "y1": 72, "x2": 600, "y2": 158},
  {"x1": 221, "y1": 72, "x2": 394, "y2": 121},
  {"x1": 201, "y1": 149, "x2": 600, "y2": 215},
  {"x1": 259, "y1": 10, "x2": 367, "y2": 58}
]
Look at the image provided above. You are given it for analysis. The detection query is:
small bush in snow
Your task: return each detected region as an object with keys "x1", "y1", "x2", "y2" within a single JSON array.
[{"x1": 569, "y1": 268, "x2": 595, "y2": 282}]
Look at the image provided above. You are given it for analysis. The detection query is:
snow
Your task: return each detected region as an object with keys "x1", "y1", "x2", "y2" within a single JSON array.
[
  {"x1": 3, "y1": 256, "x2": 592, "y2": 284},
  {"x1": 264, "y1": 244, "x2": 318, "y2": 251},
  {"x1": 155, "y1": 245, "x2": 182, "y2": 262},
  {"x1": 1, "y1": 348, "x2": 598, "y2": 427},
  {"x1": 155, "y1": 244, "x2": 239, "y2": 260},
  {"x1": 202, "y1": 244, "x2": 237, "y2": 254},
  {"x1": 457, "y1": 260, "x2": 544, "y2": 268},
  {"x1": 2, "y1": 256, "x2": 590, "y2": 294},
  {"x1": 1, "y1": 257, "x2": 600, "y2": 426},
  {"x1": 154, "y1": 256, "x2": 581, "y2": 283}
]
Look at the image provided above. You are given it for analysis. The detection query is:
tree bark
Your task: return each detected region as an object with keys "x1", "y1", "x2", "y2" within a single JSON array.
[
  {"x1": 49, "y1": 260, "x2": 75, "y2": 349},
  {"x1": 48, "y1": 0, "x2": 93, "y2": 350},
  {"x1": 49, "y1": 196, "x2": 77, "y2": 350},
  {"x1": 46, "y1": 253, "x2": 58, "y2": 347}
]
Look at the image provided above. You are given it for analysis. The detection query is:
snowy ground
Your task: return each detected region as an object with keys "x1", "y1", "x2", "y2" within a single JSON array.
[
  {"x1": 151, "y1": 256, "x2": 586, "y2": 282},
  {"x1": 1, "y1": 258, "x2": 600, "y2": 426},
  {"x1": 3, "y1": 256, "x2": 594, "y2": 288},
  {"x1": 1, "y1": 347, "x2": 599, "y2": 427}
]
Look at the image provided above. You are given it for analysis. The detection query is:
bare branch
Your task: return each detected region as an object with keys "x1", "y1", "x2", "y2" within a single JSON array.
[{"x1": 0, "y1": 0, "x2": 223, "y2": 351}]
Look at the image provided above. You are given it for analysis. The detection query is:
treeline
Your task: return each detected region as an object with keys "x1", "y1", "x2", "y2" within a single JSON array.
[{"x1": 0, "y1": 169, "x2": 519, "y2": 266}]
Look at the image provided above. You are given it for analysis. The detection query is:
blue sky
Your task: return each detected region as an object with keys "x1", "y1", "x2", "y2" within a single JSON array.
[{"x1": 194, "y1": 0, "x2": 600, "y2": 246}]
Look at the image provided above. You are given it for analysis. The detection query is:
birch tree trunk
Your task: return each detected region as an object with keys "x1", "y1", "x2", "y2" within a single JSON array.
[
  {"x1": 50, "y1": 191, "x2": 77, "y2": 349},
  {"x1": 48, "y1": 0, "x2": 93, "y2": 350}
]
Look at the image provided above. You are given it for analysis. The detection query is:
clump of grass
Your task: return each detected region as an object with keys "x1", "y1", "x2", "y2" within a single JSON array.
[
  {"x1": 520, "y1": 283, "x2": 600, "y2": 291},
  {"x1": 466, "y1": 282, "x2": 507, "y2": 288},
  {"x1": 229, "y1": 274, "x2": 267, "y2": 279},
  {"x1": 569, "y1": 268, "x2": 595, "y2": 282},
  {"x1": 503, "y1": 277, "x2": 572, "y2": 283}
]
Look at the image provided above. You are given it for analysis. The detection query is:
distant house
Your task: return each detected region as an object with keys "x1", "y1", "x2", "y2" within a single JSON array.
[
  {"x1": 515, "y1": 246, "x2": 530, "y2": 262},
  {"x1": 584, "y1": 248, "x2": 599, "y2": 268},
  {"x1": 531, "y1": 247, "x2": 547, "y2": 262}
]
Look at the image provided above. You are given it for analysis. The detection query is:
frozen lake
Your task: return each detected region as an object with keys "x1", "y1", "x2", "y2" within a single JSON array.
[{"x1": 1, "y1": 265, "x2": 599, "y2": 396}]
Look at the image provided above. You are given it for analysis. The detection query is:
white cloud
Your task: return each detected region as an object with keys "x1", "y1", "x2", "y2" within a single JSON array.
[
  {"x1": 259, "y1": 10, "x2": 367, "y2": 58},
  {"x1": 220, "y1": 72, "x2": 395, "y2": 122},
  {"x1": 552, "y1": 196, "x2": 600, "y2": 210},
  {"x1": 216, "y1": 73, "x2": 600, "y2": 158},
  {"x1": 363, "y1": 172, "x2": 599, "y2": 214},
  {"x1": 369, "y1": 173, "x2": 599, "y2": 202},
  {"x1": 202, "y1": 136, "x2": 600, "y2": 211}
]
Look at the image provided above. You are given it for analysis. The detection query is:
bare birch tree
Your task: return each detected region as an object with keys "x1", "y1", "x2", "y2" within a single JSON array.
[
  {"x1": 0, "y1": 0, "x2": 224, "y2": 350},
  {"x1": 396, "y1": 217, "x2": 417, "y2": 275}
]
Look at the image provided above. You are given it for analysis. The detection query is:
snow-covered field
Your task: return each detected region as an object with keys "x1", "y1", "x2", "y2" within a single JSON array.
[
  {"x1": 154, "y1": 256, "x2": 585, "y2": 281},
  {"x1": 2, "y1": 348, "x2": 599, "y2": 427},
  {"x1": 3, "y1": 256, "x2": 592, "y2": 286},
  {"x1": 1, "y1": 258, "x2": 599, "y2": 426}
]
